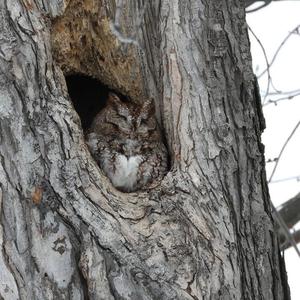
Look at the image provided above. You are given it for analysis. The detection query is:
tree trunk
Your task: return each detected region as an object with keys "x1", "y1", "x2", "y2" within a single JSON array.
[{"x1": 0, "y1": 1, "x2": 289, "y2": 299}]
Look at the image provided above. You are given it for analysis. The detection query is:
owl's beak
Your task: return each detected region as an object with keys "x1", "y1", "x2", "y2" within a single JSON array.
[{"x1": 120, "y1": 139, "x2": 141, "y2": 157}]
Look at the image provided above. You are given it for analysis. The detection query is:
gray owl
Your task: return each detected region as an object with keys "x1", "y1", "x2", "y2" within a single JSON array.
[{"x1": 86, "y1": 93, "x2": 168, "y2": 192}]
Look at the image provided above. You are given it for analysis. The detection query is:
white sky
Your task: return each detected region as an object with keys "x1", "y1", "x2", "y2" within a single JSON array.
[{"x1": 246, "y1": 2, "x2": 300, "y2": 299}]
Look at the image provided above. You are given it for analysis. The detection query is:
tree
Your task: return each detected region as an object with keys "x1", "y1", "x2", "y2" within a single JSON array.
[{"x1": 0, "y1": 1, "x2": 290, "y2": 299}]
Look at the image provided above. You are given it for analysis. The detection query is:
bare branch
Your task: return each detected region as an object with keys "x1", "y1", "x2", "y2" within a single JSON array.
[
  {"x1": 270, "y1": 174, "x2": 300, "y2": 183},
  {"x1": 280, "y1": 229, "x2": 300, "y2": 251},
  {"x1": 263, "y1": 92, "x2": 300, "y2": 106},
  {"x1": 264, "y1": 88, "x2": 300, "y2": 96},
  {"x1": 278, "y1": 192, "x2": 300, "y2": 229},
  {"x1": 249, "y1": 25, "x2": 300, "y2": 103},
  {"x1": 258, "y1": 24, "x2": 300, "y2": 79},
  {"x1": 246, "y1": 0, "x2": 300, "y2": 9},
  {"x1": 272, "y1": 201, "x2": 300, "y2": 256},
  {"x1": 268, "y1": 120, "x2": 300, "y2": 183},
  {"x1": 246, "y1": 1, "x2": 272, "y2": 13},
  {"x1": 266, "y1": 122, "x2": 300, "y2": 256},
  {"x1": 248, "y1": 26, "x2": 271, "y2": 103}
]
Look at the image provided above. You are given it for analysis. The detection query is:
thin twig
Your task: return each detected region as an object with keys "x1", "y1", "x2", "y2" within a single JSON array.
[
  {"x1": 263, "y1": 92, "x2": 300, "y2": 106},
  {"x1": 258, "y1": 24, "x2": 300, "y2": 79},
  {"x1": 270, "y1": 174, "x2": 300, "y2": 184},
  {"x1": 264, "y1": 88, "x2": 300, "y2": 96},
  {"x1": 248, "y1": 26, "x2": 272, "y2": 103},
  {"x1": 268, "y1": 120, "x2": 300, "y2": 183},
  {"x1": 280, "y1": 229, "x2": 300, "y2": 251},
  {"x1": 272, "y1": 201, "x2": 300, "y2": 257}
]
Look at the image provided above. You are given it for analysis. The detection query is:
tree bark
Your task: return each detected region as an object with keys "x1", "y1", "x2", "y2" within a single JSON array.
[{"x1": 0, "y1": 1, "x2": 289, "y2": 300}]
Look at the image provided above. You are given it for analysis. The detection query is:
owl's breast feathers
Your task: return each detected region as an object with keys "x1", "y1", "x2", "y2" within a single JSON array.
[{"x1": 105, "y1": 154, "x2": 143, "y2": 192}]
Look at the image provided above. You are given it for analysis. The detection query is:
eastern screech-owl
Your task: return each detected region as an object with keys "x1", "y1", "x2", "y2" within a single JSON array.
[{"x1": 87, "y1": 93, "x2": 168, "y2": 192}]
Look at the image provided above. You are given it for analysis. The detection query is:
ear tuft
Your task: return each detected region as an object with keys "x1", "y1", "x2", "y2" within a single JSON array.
[{"x1": 107, "y1": 92, "x2": 123, "y2": 107}]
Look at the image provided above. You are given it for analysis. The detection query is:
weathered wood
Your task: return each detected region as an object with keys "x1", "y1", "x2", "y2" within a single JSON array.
[{"x1": 0, "y1": 0, "x2": 289, "y2": 299}]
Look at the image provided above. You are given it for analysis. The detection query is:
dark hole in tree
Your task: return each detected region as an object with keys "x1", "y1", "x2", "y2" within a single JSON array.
[
  {"x1": 65, "y1": 74, "x2": 171, "y2": 190},
  {"x1": 65, "y1": 74, "x2": 109, "y2": 131}
]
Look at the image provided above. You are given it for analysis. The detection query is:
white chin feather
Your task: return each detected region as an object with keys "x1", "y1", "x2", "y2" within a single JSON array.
[{"x1": 105, "y1": 154, "x2": 143, "y2": 192}]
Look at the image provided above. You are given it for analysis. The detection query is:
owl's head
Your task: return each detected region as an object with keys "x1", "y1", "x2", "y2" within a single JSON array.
[{"x1": 99, "y1": 93, "x2": 158, "y2": 140}]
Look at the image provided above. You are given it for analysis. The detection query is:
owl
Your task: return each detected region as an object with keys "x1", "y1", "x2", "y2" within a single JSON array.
[{"x1": 86, "y1": 93, "x2": 168, "y2": 192}]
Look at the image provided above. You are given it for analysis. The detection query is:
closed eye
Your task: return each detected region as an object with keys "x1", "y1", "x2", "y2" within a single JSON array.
[{"x1": 107, "y1": 120, "x2": 119, "y2": 127}]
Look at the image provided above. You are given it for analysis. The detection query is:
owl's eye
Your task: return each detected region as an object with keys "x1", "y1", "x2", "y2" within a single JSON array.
[{"x1": 107, "y1": 120, "x2": 119, "y2": 128}]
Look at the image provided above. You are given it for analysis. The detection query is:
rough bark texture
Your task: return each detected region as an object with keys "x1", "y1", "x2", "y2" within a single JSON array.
[
  {"x1": 51, "y1": 0, "x2": 145, "y2": 101},
  {"x1": 0, "y1": 1, "x2": 289, "y2": 300}
]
